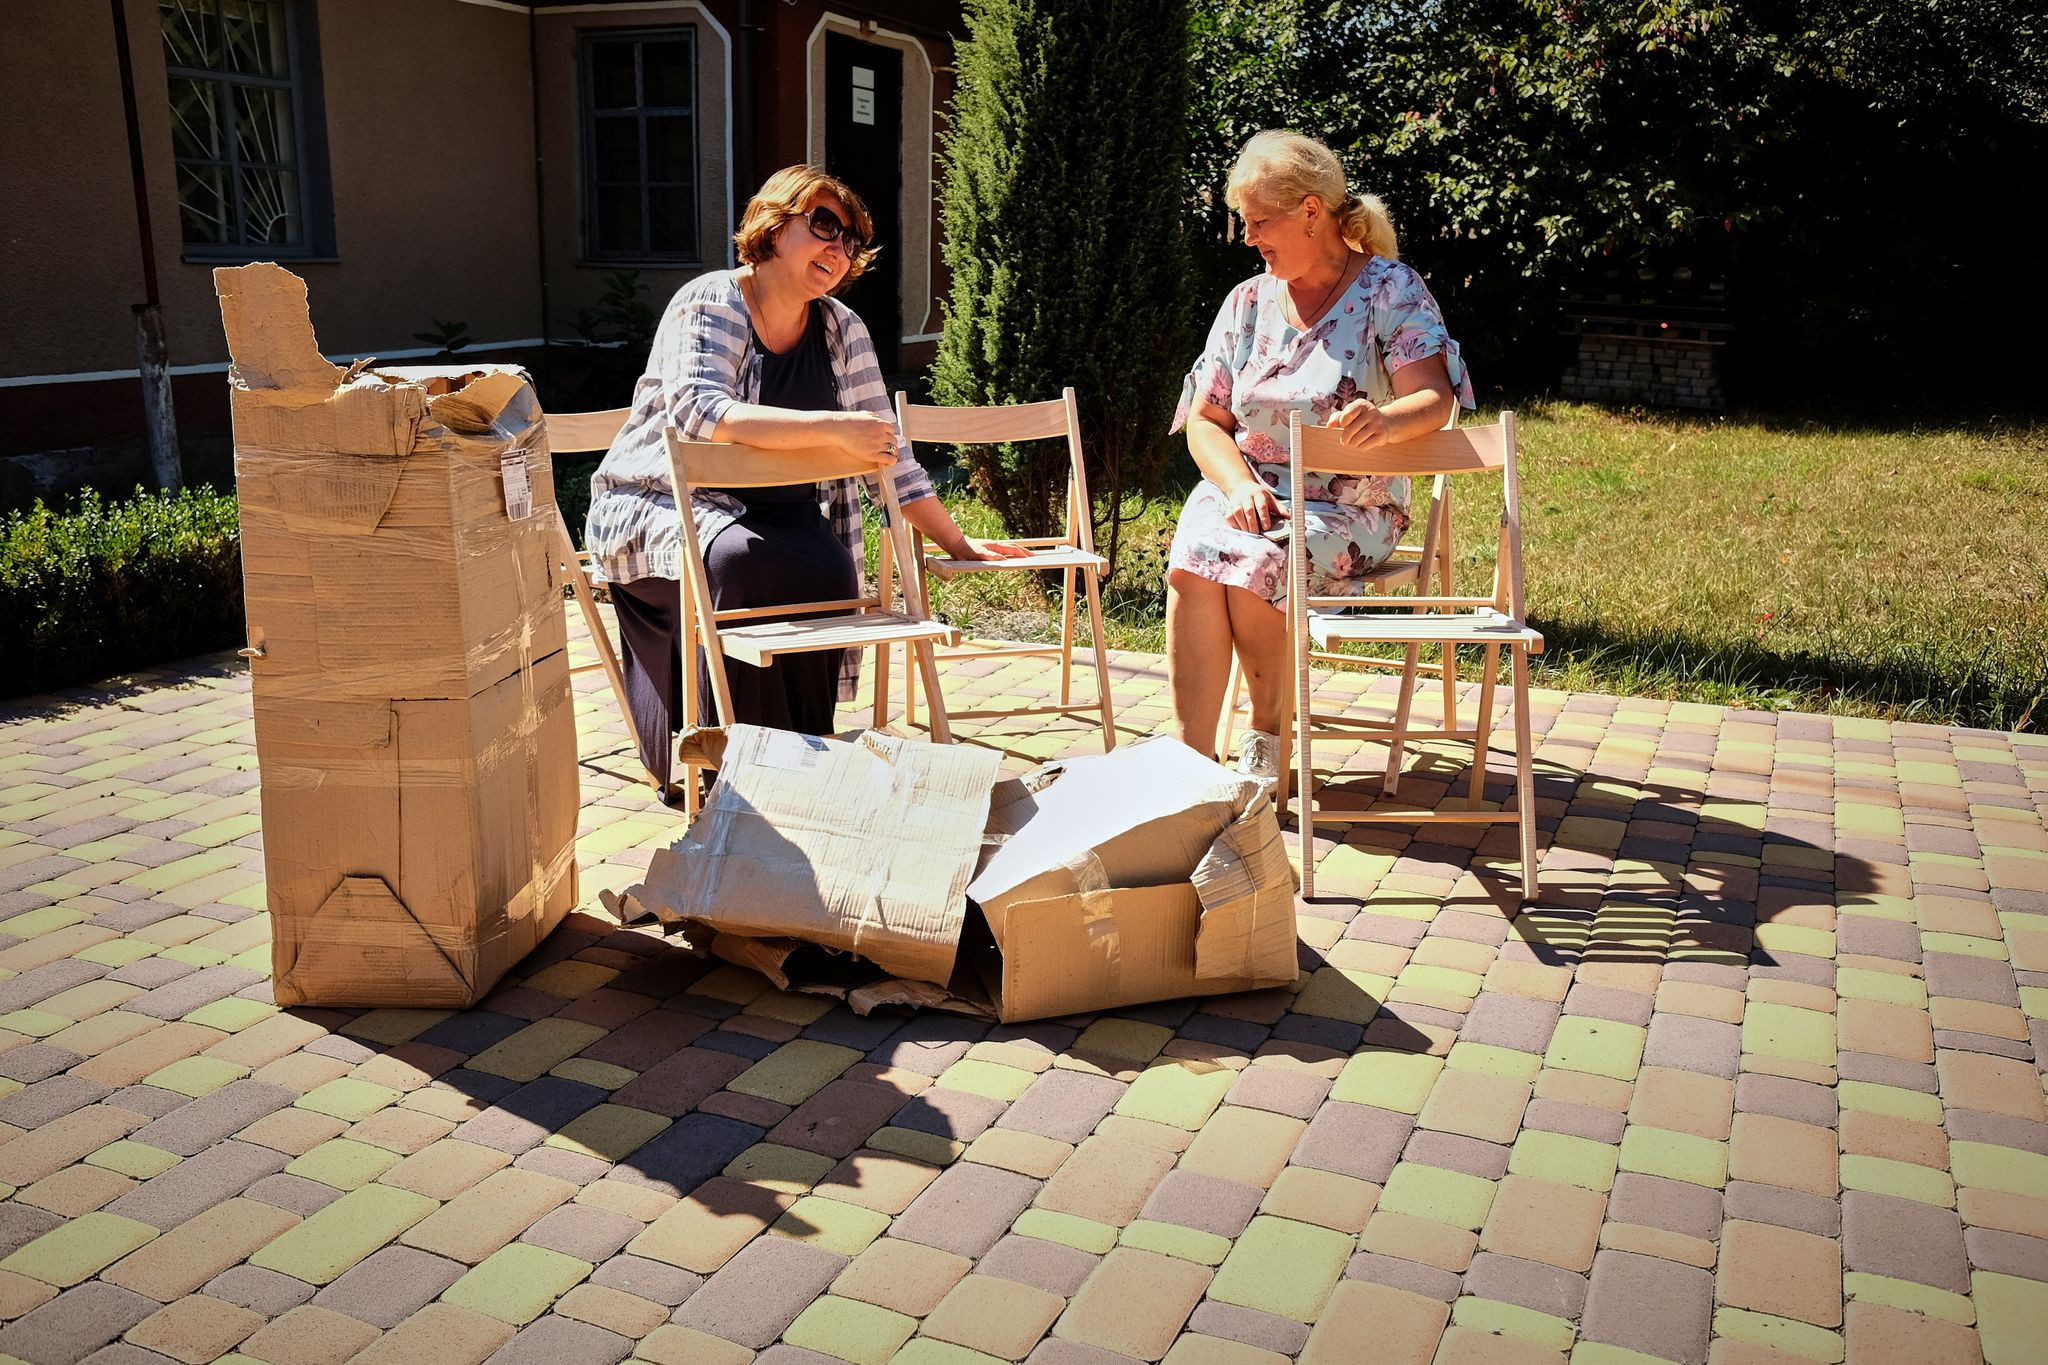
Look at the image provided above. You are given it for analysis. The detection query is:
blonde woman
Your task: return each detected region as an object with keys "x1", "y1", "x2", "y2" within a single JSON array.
[
  {"x1": 586, "y1": 166, "x2": 1025, "y2": 797},
  {"x1": 1166, "y1": 131, "x2": 1474, "y2": 779}
]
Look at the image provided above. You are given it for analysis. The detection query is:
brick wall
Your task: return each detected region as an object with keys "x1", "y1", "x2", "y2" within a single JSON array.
[{"x1": 1561, "y1": 332, "x2": 1725, "y2": 409}]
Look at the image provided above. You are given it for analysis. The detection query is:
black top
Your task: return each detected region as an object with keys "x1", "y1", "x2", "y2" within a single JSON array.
[{"x1": 730, "y1": 301, "x2": 836, "y2": 504}]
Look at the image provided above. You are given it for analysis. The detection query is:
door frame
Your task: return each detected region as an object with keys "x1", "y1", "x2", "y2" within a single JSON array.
[{"x1": 804, "y1": 15, "x2": 937, "y2": 345}]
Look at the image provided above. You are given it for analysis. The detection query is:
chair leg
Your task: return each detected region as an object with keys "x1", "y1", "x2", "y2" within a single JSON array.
[
  {"x1": 1219, "y1": 654, "x2": 1244, "y2": 758},
  {"x1": 905, "y1": 533, "x2": 936, "y2": 733},
  {"x1": 1439, "y1": 642, "x2": 1458, "y2": 735},
  {"x1": 872, "y1": 642, "x2": 891, "y2": 730},
  {"x1": 680, "y1": 584, "x2": 701, "y2": 821},
  {"x1": 1381, "y1": 642, "x2": 1423, "y2": 798},
  {"x1": 1511, "y1": 644, "x2": 1537, "y2": 903},
  {"x1": 1081, "y1": 567, "x2": 1117, "y2": 751},
  {"x1": 554, "y1": 515, "x2": 646, "y2": 786},
  {"x1": 1058, "y1": 566, "x2": 1077, "y2": 708},
  {"x1": 913, "y1": 638, "x2": 954, "y2": 744},
  {"x1": 1469, "y1": 644, "x2": 1499, "y2": 809}
]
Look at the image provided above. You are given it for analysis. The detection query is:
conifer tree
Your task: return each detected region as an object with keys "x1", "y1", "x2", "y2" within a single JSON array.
[{"x1": 932, "y1": 0, "x2": 1196, "y2": 569}]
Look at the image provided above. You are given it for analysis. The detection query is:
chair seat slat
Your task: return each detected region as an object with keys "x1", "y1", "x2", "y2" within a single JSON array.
[
  {"x1": 719, "y1": 612, "x2": 960, "y2": 666},
  {"x1": 925, "y1": 547, "x2": 1107, "y2": 578}
]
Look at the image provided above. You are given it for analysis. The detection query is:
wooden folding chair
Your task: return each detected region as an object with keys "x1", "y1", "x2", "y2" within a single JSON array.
[
  {"x1": 541, "y1": 407, "x2": 644, "y2": 783},
  {"x1": 1220, "y1": 409, "x2": 1459, "y2": 765},
  {"x1": 886, "y1": 388, "x2": 1117, "y2": 750},
  {"x1": 663, "y1": 428, "x2": 963, "y2": 814},
  {"x1": 1287, "y1": 411, "x2": 1544, "y2": 901}
]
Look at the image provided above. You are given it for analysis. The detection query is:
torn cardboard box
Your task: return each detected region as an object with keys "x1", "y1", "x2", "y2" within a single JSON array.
[
  {"x1": 606, "y1": 728, "x2": 1298, "y2": 1022},
  {"x1": 219, "y1": 262, "x2": 578, "y2": 1008}
]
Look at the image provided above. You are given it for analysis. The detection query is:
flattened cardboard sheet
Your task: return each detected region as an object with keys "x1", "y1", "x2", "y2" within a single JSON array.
[{"x1": 618, "y1": 725, "x2": 1002, "y2": 986}]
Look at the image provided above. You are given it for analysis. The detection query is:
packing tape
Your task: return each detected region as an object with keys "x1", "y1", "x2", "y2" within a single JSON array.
[{"x1": 1063, "y1": 847, "x2": 1121, "y2": 994}]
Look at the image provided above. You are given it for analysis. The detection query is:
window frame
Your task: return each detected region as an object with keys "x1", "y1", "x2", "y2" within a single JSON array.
[
  {"x1": 163, "y1": 0, "x2": 335, "y2": 262},
  {"x1": 577, "y1": 25, "x2": 702, "y2": 266}
]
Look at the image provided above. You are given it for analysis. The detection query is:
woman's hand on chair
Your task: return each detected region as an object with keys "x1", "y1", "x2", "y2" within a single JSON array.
[
  {"x1": 959, "y1": 537, "x2": 1035, "y2": 561},
  {"x1": 1222, "y1": 478, "x2": 1283, "y2": 534},
  {"x1": 1327, "y1": 397, "x2": 1388, "y2": 448},
  {"x1": 828, "y1": 412, "x2": 900, "y2": 465}
]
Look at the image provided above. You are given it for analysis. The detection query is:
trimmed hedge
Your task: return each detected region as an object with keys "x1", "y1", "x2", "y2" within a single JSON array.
[{"x1": 2, "y1": 487, "x2": 244, "y2": 699}]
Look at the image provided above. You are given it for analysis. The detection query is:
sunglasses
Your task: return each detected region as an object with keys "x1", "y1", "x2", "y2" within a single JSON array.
[{"x1": 804, "y1": 204, "x2": 871, "y2": 252}]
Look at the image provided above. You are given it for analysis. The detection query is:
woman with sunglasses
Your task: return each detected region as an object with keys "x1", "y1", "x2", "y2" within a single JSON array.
[{"x1": 584, "y1": 165, "x2": 1027, "y2": 800}]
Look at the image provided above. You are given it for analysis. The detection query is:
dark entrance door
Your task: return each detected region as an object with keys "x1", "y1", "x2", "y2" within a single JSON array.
[{"x1": 823, "y1": 34, "x2": 902, "y2": 374}]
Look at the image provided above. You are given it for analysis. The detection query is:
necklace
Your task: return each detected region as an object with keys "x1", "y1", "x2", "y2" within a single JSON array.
[{"x1": 1289, "y1": 251, "x2": 1355, "y2": 330}]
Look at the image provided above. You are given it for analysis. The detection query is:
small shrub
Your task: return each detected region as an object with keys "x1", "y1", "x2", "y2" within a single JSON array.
[{"x1": 0, "y1": 486, "x2": 244, "y2": 698}]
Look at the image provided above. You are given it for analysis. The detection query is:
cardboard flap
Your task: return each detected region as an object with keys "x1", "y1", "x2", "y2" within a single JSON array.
[
  {"x1": 214, "y1": 262, "x2": 343, "y2": 391},
  {"x1": 622, "y1": 725, "x2": 1001, "y2": 986},
  {"x1": 1190, "y1": 793, "x2": 1302, "y2": 983},
  {"x1": 426, "y1": 370, "x2": 533, "y2": 435},
  {"x1": 271, "y1": 876, "x2": 478, "y2": 1007},
  {"x1": 969, "y1": 739, "x2": 1255, "y2": 915},
  {"x1": 262, "y1": 450, "x2": 407, "y2": 537}
]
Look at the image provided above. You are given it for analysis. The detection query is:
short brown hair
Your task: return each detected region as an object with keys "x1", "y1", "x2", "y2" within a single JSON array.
[{"x1": 732, "y1": 165, "x2": 881, "y2": 293}]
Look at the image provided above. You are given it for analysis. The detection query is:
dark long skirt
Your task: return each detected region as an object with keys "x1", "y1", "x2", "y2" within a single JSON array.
[{"x1": 611, "y1": 502, "x2": 856, "y2": 793}]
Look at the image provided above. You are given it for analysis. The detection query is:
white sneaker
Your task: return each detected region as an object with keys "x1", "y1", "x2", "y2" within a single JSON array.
[{"x1": 1235, "y1": 729, "x2": 1281, "y2": 783}]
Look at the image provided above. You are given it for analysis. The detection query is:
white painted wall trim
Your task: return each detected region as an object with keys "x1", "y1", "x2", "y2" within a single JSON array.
[
  {"x1": 452, "y1": 0, "x2": 735, "y2": 270},
  {"x1": 1, "y1": 340, "x2": 551, "y2": 388},
  {"x1": 804, "y1": 14, "x2": 939, "y2": 341}
]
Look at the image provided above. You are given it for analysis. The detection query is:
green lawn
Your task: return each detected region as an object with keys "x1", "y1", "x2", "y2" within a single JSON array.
[{"x1": 913, "y1": 401, "x2": 2048, "y2": 732}]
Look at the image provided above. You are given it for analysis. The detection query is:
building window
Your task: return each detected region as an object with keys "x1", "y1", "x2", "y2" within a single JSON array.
[
  {"x1": 581, "y1": 29, "x2": 699, "y2": 262},
  {"x1": 162, "y1": 0, "x2": 331, "y2": 256}
]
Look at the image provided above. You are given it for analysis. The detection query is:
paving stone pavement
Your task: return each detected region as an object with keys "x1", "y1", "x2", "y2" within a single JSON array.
[{"x1": 0, "y1": 609, "x2": 2044, "y2": 1364}]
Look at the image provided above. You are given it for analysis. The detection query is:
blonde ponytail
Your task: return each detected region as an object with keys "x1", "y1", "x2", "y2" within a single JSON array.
[
  {"x1": 1335, "y1": 193, "x2": 1399, "y2": 261},
  {"x1": 1225, "y1": 130, "x2": 1401, "y2": 261}
]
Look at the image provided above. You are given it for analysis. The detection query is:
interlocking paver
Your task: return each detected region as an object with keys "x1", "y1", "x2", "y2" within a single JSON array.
[
  {"x1": 670, "y1": 1233, "x2": 848, "y2": 1349},
  {"x1": 921, "y1": 1273, "x2": 1065, "y2": 1360},
  {"x1": 1057, "y1": 1246, "x2": 1211, "y2": 1356}
]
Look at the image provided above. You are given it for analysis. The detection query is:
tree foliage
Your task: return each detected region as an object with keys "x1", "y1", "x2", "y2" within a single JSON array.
[
  {"x1": 1183, "y1": 0, "x2": 2047, "y2": 407},
  {"x1": 932, "y1": 0, "x2": 1197, "y2": 560}
]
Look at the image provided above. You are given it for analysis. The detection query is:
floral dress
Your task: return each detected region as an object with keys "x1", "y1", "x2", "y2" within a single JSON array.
[{"x1": 1168, "y1": 255, "x2": 1474, "y2": 607}]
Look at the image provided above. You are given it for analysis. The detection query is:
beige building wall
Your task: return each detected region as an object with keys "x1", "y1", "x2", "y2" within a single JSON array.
[
  {"x1": 0, "y1": 3, "x2": 153, "y2": 378},
  {"x1": 0, "y1": 0, "x2": 542, "y2": 381}
]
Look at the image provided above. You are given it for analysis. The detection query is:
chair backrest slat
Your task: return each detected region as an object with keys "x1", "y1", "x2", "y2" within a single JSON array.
[
  {"x1": 1291, "y1": 423, "x2": 1505, "y2": 477},
  {"x1": 545, "y1": 407, "x2": 631, "y2": 454},
  {"x1": 895, "y1": 397, "x2": 1071, "y2": 443},
  {"x1": 663, "y1": 438, "x2": 884, "y2": 489}
]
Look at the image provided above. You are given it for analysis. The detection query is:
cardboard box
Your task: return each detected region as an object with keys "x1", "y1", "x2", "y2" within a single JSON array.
[
  {"x1": 964, "y1": 740, "x2": 1301, "y2": 1021},
  {"x1": 257, "y1": 650, "x2": 581, "y2": 1007},
  {"x1": 608, "y1": 729, "x2": 1298, "y2": 1022},
  {"x1": 223, "y1": 269, "x2": 566, "y2": 701},
  {"x1": 218, "y1": 263, "x2": 579, "y2": 1007}
]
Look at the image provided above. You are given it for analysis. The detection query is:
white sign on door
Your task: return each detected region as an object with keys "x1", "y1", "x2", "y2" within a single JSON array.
[{"x1": 851, "y1": 65, "x2": 876, "y2": 126}]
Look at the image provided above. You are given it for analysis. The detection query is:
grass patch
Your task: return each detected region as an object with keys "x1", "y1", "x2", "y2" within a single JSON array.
[{"x1": 900, "y1": 401, "x2": 2047, "y2": 732}]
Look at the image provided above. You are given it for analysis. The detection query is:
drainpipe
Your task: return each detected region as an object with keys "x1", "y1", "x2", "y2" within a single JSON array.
[
  {"x1": 529, "y1": 4, "x2": 552, "y2": 391},
  {"x1": 736, "y1": 0, "x2": 760, "y2": 200},
  {"x1": 110, "y1": 0, "x2": 182, "y2": 492}
]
